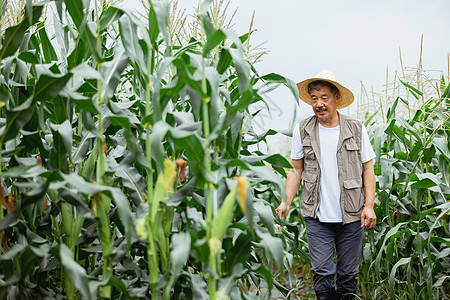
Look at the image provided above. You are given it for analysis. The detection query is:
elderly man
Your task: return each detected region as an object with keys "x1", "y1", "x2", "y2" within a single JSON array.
[{"x1": 276, "y1": 70, "x2": 376, "y2": 300}]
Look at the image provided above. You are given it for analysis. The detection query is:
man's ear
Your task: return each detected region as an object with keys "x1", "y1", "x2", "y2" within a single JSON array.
[{"x1": 335, "y1": 92, "x2": 341, "y2": 103}]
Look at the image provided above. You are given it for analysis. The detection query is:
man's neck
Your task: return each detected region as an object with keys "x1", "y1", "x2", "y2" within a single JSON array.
[{"x1": 318, "y1": 112, "x2": 339, "y2": 128}]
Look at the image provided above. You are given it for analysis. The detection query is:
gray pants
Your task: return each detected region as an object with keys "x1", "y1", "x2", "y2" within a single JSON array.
[{"x1": 304, "y1": 217, "x2": 364, "y2": 294}]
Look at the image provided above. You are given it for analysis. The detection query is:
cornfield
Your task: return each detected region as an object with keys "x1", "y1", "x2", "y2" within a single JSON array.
[{"x1": 0, "y1": 0, "x2": 448, "y2": 299}]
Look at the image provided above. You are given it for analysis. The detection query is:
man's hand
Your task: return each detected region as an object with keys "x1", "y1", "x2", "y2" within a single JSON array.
[
  {"x1": 276, "y1": 202, "x2": 290, "y2": 220},
  {"x1": 361, "y1": 206, "x2": 376, "y2": 230}
]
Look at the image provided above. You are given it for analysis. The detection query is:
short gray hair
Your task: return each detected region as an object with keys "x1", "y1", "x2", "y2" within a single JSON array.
[{"x1": 307, "y1": 80, "x2": 339, "y2": 96}]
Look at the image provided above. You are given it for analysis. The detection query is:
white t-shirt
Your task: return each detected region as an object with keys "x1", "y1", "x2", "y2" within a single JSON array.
[{"x1": 290, "y1": 121, "x2": 375, "y2": 223}]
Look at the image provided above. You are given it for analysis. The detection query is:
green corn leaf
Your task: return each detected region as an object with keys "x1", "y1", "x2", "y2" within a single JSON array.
[
  {"x1": 411, "y1": 173, "x2": 440, "y2": 189},
  {"x1": 261, "y1": 154, "x2": 292, "y2": 169},
  {"x1": 400, "y1": 80, "x2": 423, "y2": 97},
  {"x1": 433, "y1": 109, "x2": 449, "y2": 123},
  {"x1": 100, "y1": 6, "x2": 124, "y2": 32},
  {"x1": 60, "y1": 202, "x2": 73, "y2": 237},
  {"x1": 396, "y1": 117, "x2": 423, "y2": 145},
  {"x1": 386, "y1": 97, "x2": 399, "y2": 121},
  {"x1": 49, "y1": 120, "x2": 73, "y2": 158},
  {"x1": 0, "y1": 3, "x2": 44, "y2": 60},
  {"x1": 244, "y1": 128, "x2": 278, "y2": 145},
  {"x1": 82, "y1": 22, "x2": 103, "y2": 63},
  {"x1": 109, "y1": 116, "x2": 149, "y2": 168},
  {"x1": 34, "y1": 73, "x2": 72, "y2": 102},
  {"x1": 190, "y1": 274, "x2": 209, "y2": 299},
  {"x1": 200, "y1": 0, "x2": 214, "y2": 15},
  {"x1": 216, "y1": 264, "x2": 245, "y2": 297},
  {"x1": 211, "y1": 184, "x2": 238, "y2": 241},
  {"x1": 433, "y1": 275, "x2": 450, "y2": 288},
  {"x1": 18, "y1": 51, "x2": 39, "y2": 64},
  {"x1": 71, "y1": 63, "x2": 102, "y2": 80},
  {"x1": 441, "y1": 82, "x2": 450, "y2": 99},
  {"x1": 173, "y1": 58, "x2": 204, "y2": 95},
  {"x1": 67, "y1": 36, "x2": 88, "y2": 69},
  {"x1": 53, "y1": 13, "x2": 69, "y2": 58},
  {"x1": 60, "y1": 172, "x2": 135, "y2": 246},
  {"x1": 59, "y1": 244, "x2": 99, "y2": 300},
  {"x1": 374, "y1": 222, "x2": 407, "y2": 269},
  {"x1": 25, "y1": 0, "x2": 33, "y2": 25},
  {"x1": 398, "y1": 96, "x2": 409, "y2": 106},
  {"x1": 214, "y1": 28, "x2": 250, "y2": 92},
  {"x1": 56, "y1": 0, "x2": 98, "y2": 61},
  {"x1": 438, "y1": 155, "x2": 449, "y2": 185},
  {"x1": 228, "y1": 47, "x2": 250, "y2": 92},
  {"x1": 385, "y1": 229, "x2": 410, "y2": 261},
  {"x1": 0, "y1": 241, "x2": 27, "y2": 261},
  {"x1": 151, "y1": 57, "x2": 177, "y2": 122},
  {"x1": 224, "y1": 158, "x2": 251, "y2": 170},
  {"x1": 408, "y1": 142, "x2": 423, "y2": 161},
  {"x1": 81, "y1": 141, "x2": 98, "y2": 179},
  {"x1": 169, "y1": 232, "x2": 191, "y2": 281},
  {"x1": 246, "y1": 165, "x2": 286, "y2": 199},
  {"x1": 388, "y1": 123, "x2": 411, "y2": 146},
  {"x1": 72, "y1": 98, "x2": 101, "y2": 115},
  {"x1": 14, "y1": 57, "x2": 29, "y2": 84},
  {"x1": 107, "y1": 277, "x2": 139, "y2": 300},
  {"x1": 151, "y1": 0, "x2": 170, "y2": 50},
  {"x1": 260, "y1": 73, "x2": 300, "y2": 104},
  {"x1": 37, "y1": 23, "x2": 58, "y2": 63},
  {"x1": 101, "y1": 47, "x2": 129, "y2": 102},
  {"x1": 2, "y1": 163, "x2": 46, "y2": 178},
  {"x1": 200, "y1": 10, "x2": 215, "y2": 37},
  {"x1": 254, "y1": 201, "x2": 275, "y2": 235},
  {"x1": 238, "y1": 32, "x2": 250, "y2": 44},
  {"x1": 48, "y1": 96, "x2": 70, "y2": 124},
  {"x1": 59, "y1": 187, "x2": 93, "y2": 218},
  {"x1": 224, "y1": 232, "x2": 252, "y2": 270},
  {"x1": 254, "y1": 228, "x2": 284, "y2": 267},
  {"x1": 379, "y1": 158, "x2": 395, "y2": 191},
  {"x1": 61, "y1": 0, "x2": 85, "y2": 28},
  {"x1": 251, "y1": 263, "x2": 274, "y2": 296},
  {"x1": 0, "y1": 98, "x2": 36, "y2": 144},
  {"x1": 204, "y1": 66, "x2": 220, "y2": 129},
  {"x1": 203, "y1": 29, "x2": 226, "y2": 57},
  {"x1": 49, "y1": 122, "x2": 71, "y2": 173},
  {"x1": 150, "y1": 121, "x2": 205, "y2": 181},
  {"x1": 111, "y1": 161, "x2": 146, "y2": 206},
  {"x1": 147, "y1": 3, "x2": 160, "y2": 47},
  {"x1": 440, "y1": 75, "x2": 446, "y2": 91},
  {"x1": 151, "y1": 172, "x2": 167, "y2": 224},
  {"x1": 119, "y1": 14, "x2": 147, "y2": 78},
  {"x1": 221, "y1": 90, "x2": 254, "y2": 132},
  {"x1": 389, "y1": 257, "x2": 411, "y2": 296},
  {"x1": 217, "y1": 47, "x2": 233, "y2": 74}
]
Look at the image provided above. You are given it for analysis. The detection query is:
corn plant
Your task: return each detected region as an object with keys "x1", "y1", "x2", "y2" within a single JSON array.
[
  {"x1": 360, "y1": 70, "x2": 450, "y2": 299},
  {"x1": 0, "y1": 0, "x2": 300, "y2": 299}
]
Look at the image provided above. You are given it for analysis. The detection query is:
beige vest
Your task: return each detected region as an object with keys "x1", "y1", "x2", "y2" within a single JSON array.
[{"x1": 299, "y1": 113, "x2": 365, "y2": 224}]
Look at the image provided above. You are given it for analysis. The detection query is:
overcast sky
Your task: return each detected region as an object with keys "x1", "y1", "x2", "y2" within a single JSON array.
[{"x1": 118, "y1": 0, "x2": 450, "y2": 153}]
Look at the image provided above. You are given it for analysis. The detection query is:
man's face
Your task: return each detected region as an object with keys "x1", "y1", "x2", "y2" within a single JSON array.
[{"x1": 310, "y1": 86, "x2": 339, "y2": 123}]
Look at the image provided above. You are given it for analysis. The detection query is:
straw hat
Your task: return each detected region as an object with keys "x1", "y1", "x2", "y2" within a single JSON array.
[{"x1": 296, "y1": 70, "x2": 354, "y2": 109}]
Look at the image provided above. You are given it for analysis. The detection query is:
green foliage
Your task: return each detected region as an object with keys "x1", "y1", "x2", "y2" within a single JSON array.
[
  {"x1": 361, "y1": 78, "x2": 450, "y2": 299},
  {"x1": 0, "y1": 0, "x2": 299, "y2": 299}
]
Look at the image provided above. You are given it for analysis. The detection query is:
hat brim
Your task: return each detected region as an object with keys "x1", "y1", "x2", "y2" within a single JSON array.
[{"x1": 296, "y1": 78, "x2": 354, "y2": 109}]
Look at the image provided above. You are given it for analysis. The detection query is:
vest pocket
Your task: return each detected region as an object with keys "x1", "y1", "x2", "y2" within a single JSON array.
[
  {"x1": 344, "y1": 138, "x2": 360, "y2": 163},
  {"x1": 301, "y1": 172, "x2": 317, "y2": 205},
  {"x1": 303, "y1": 142, "x2": 317, "y2": 169},
  {"x1": 343, "y1": 178, "x2": 364, "y2": 213}
]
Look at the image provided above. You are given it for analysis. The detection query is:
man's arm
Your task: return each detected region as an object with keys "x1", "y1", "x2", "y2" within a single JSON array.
[
  {"x1": 275, "y1": 159, "x2": 303, "y2": 219},
  {"x1": 361, "y1": 159, "x2": 376, "y2": 230}
]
